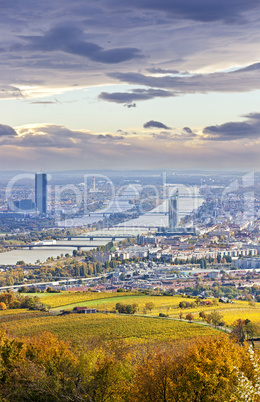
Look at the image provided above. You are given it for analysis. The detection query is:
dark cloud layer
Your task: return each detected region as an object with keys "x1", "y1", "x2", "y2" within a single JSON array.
[
  {"x1": 103, "y1": 63, "x2": 260, "y2": 102},
  {"x1": 203, "y1": 113, "x2": 260, "y2": 141},
  {"x1": 0, "y1": 125, "x2": 17, "y2": 137},
  {"x1": 104, "y1": 0, "x2": 259, "y2": 22},
  {"x1": 144, "y1": 120, "x2": 171, "y2": 130},
  {"x1": 21, "y1": 25, "x2": 142, "y2": 64},
  {"x1": 99, "y1": 88, "x2": 174, "y2": 103}
]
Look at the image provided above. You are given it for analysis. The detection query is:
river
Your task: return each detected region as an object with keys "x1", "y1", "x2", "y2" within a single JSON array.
[{"x1": 0, "y1": 185, "x2": 204, "y2": 265}]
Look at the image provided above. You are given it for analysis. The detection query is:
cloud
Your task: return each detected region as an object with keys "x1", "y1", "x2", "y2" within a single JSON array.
[
  {"x1": 146, "y1": 68, "x2": 181, "y2": 74},
  {"x1": 21, "y1": 25, "x2": 142, "y2": 64},
  {"x1": 0, "y1": 124, "x2": 17, "y2": 137},
  {"x1": 99, "y1": 88, "x2": 174, "y2": 103},
  {"x1": 183, "y1": 127, "x2": 194, "y2": 134},
  {"x1": 203, "y1": 113, "x2": 260, "y2": 141},
  {"x1": 4, "y1": 124, "x2": 92, "y2": 149},
  {"x1": 243, "y1": 112, "x2": 260, "y2": 120},
  {"x1": 96, "y1": 134, "x2": 125, "y2": 141},
  {"x1": 0, "y1": 0, "x2": 259, "y2": 100},
  {"x1": 30, "y1": 99, "x2": 59, "y2": 105},
  {"x1": 144, "y1": 120, "x2": 171, "y2": 130},
  {"x1": 104, "y1": 0, "x2": 260, "y2": 22},
  {"x1": 0, "y1": 124, "x2": 127, "y2": 149},
  {"x1": 108, "y1": 63, "x2": 260, "y2": 96},
  {"x1": 152, "y1": 128, "x2": 197, "y2": 141},
  {"x1": 152, "y1": 132, "x2": 175, "y2": 140},
  {"x1": 0, "y1": 119, "x2": 259, "y2": 170},
  {"x1": 0, "y1": 85, "x2": 24, "y2": 99}
]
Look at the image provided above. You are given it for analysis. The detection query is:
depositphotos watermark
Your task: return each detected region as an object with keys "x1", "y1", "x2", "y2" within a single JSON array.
[{"x1": 4, "y1": 171, "x2": 256, "y2": 231}]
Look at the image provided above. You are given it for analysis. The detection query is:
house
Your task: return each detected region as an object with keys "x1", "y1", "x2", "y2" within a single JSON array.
[
  {"x1": 219, "y1": 297, "x2": 231, "y2": 303},
  {"x1": 73, "y1": 307, "x2": 97, "y2": 314}
]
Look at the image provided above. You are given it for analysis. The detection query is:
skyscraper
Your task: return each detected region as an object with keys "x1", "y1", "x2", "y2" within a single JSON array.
[
  {"x1": 35, "y1": 173, "x2": 47, "y2": 214},
  {"x1": 168, "y1": 189, "x2": 179, "y2": 230}
]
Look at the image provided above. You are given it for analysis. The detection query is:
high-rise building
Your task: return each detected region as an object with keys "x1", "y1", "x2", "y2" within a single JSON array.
[
  {"x1": 35, "y1": 173, "x2": 47, "y2": 214},
  {"x1": 168, "y1": 189, "x2": 179, "y2": 230}
]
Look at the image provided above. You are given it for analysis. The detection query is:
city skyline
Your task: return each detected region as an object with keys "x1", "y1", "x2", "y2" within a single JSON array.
[{"x1": 1, "y1": 1, "x2": 260, "y2": 170}]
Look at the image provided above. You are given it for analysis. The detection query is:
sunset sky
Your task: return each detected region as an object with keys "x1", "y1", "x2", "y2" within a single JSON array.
[{"x1": 1, "y1": 0, "x2": 260, "y2": 171}]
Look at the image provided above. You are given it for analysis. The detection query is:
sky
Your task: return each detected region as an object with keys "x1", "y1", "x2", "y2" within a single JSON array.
[{"x1": 1, "y1": 0, "x2": 260, "y2": 171}]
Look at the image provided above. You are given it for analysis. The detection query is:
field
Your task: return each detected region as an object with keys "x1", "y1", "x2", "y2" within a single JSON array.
[
  {"x1": 9, "y1": 291, "x2": 260, "y2": 340},
  {"x1": 30, "y1": 292, "x2": 260, "y2": 333},
  {"x1": 0, "y1": 310, "x2": 217, "y2": 344},
  {"x1": 36, "y1": 292, "x2": 260, "y2": 321},
  {"x1": 39, "y1": 292, "x2": 211, "y2": 311},
  {"x1": 31, "y1": 291, "x2": 139, "y2": 308}
]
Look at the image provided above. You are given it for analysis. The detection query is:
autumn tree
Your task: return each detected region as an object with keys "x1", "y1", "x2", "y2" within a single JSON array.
[
  {"x1": 172, "y1": 336, "x2": 254, "y2": 402},
  {"x1": 199, "y1": 311, "x2": 206, "y2": 320},
  {"x1": 145, "y1": 302, "x2": 155, "y2": 312},
  {"x1": 210, "y1": 311, "x2": 224, "y2": 328},
  {"x1": 231, "y1": 319, "x2": 247, "y2": 344},
  {"x1": 185, "y1": 313, "x2": 194, "y2": 322}
]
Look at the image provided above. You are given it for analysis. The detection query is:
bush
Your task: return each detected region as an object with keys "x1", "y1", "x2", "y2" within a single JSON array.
[{"x1": 115, "y1": 302, "x2": 138, "y2": 314}]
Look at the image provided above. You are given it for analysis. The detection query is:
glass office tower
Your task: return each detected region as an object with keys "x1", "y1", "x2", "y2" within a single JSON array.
[
  {"x1": 168, "y1": 189, "x2": 179, "y2": 230},
  {"x1": 35, "y1": 173, "x2": 47, "y2": 214}
]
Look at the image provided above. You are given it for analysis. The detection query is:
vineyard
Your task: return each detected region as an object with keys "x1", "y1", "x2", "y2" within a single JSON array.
[
  {"x1": 48, "y1": 294, "x2": 186, "y2": 311},
  {"x1": 12, "y1": 291, "x2": 260, "y2": 337},
  {"x1": 39, "y1": 292, "x2": 260, "y2": 322},
  {"x1": 0, "y1": 311, "x2": 217, "y2": 344},
  {"x1": 36, "y1": 291, "x2": 139, "y2": 308}
]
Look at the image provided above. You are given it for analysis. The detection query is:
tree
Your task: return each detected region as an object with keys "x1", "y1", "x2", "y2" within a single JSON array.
[
  {"x1": 174, "y1": 336, "x2": 251, "y2": 402},
  {"x1": 185, "y1": 313, "x2": 194, "y2": 322},
  {"x1": 210, "y1": 311, "x2": 224, "y2": 328},
  {"x1": 179, "y1": 301, "x2": 186, "y2": 309},
  {"x1": 16, "y1": 260, "x2": 25, "y2": 265},
  {"x1": 245, "y1": 321, "x2": 257, "y2": 341},
  {"x1": 0, "y1": 293, "x2": 15, "y2": 307},
  {"x1": 6, "y1": 276, "x2": 14, "y2": 286},
  {"x1": 18, "y1": 286, "x2": 29, "y2": 293},
  {"x1": 231, "y1": 319, "x2": 247, "y2": 344},
  {"x1": 145, "y1": 302, "x2": 155, "y2": 312},
  {"x1": 0, "y1": 302, "x2": 7, "y2": 310},
  {"x1": 199, "y1": 311, "x2": 206, "y2": 320}
]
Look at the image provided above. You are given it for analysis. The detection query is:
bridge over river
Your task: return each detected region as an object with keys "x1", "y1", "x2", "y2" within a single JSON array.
[{"x1": 3, "y1": 243, "x2": 101, "y2": 251}]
